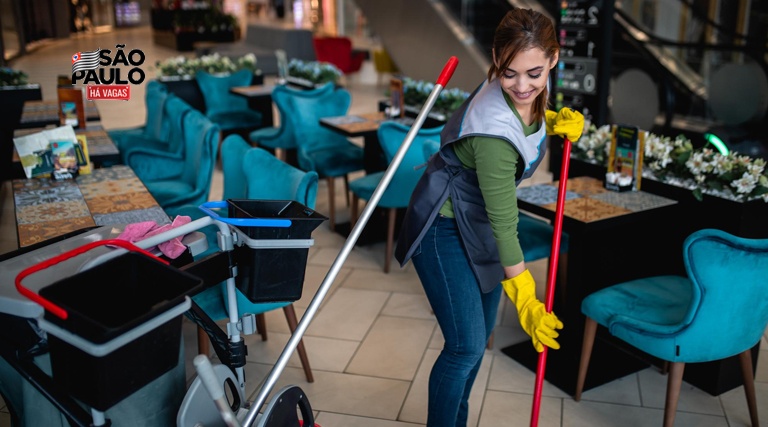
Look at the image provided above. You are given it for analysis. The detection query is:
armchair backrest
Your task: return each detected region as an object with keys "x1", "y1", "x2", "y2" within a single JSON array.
[
  {"x1": 144, "y1": 80, "x2": 168, "y2": 140},
  {"x1": 673, "y1": 228, "x2": 768, "y2": 361},
  {"x1": 267, "y1": 82, "x2": 334, "y2": 152},
  {"x1": 162, "y1": 94, "x2": 195, "y2": 155},
  {"x1": 274, "y1": 83, "x2": 351, "y2": 158},
  {"x1": 376, "y1": 121, "x2": 443, "y2": 206},
  {"x1": 179, "y1": 109, "x2": 221, "y2": 206},
  {"x1": 243, "y1": 146, "x2": 319, "y2": 209},
  {"x1": 220, "y1": 134, "x2": 251, "y2": 201},
  {"x1": 312, "y1": 36, "x2": 364, "y2": 74},
  {"x1": 220, "y1": 134, "x2": 318, "y2": 208}
]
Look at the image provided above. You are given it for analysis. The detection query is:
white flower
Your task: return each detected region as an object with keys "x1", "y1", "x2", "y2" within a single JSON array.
[{"x1": 732, "y1": 172, "x2": 758, "y2": 194}]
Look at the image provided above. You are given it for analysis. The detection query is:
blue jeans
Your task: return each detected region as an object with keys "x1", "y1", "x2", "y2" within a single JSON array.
[{"x1": 412, "y1": 216, "x2": 502, "y2": 427}]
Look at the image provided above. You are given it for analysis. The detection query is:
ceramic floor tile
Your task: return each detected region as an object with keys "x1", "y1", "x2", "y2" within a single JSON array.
[
  {"x1": 486, "y1": 353, "x2": 570, "y2": 399},
  {"x1": 305, "y1": 287, "x2": 390, "y2": 340},
  {"x1": 478, "y1": 390, "x2": 561, "y2": 427},
  {"x1": 568, "y1": 371, "x2": 642, "y2": 406},
  {"x1": 255, "y1": 368, "x2": 412, "y2": 420},
  {"x1": 243, "y1": 330, "x2": 359, "y2": 373},
  {"x1": 343, "y1": 267, "x2": 424, "y2": 295},
  {"x1": 637, "y1": 368, "x2": 724, "y2": 415},
  {"x1": 380, "y1": 292, "x2": 433, "y2": 319},
  {"x1": 719, "y1": 381, "x2": 768, "y2": 427},
  {"x1": 315, "y1": 412, "x2": 424, "y2": 426},
  {"x1": 562, "y1": 399, "x2": 666, "y2": 427},
  {"x1": 346, "y1": 315, "x2": 435, "y2": 380}
]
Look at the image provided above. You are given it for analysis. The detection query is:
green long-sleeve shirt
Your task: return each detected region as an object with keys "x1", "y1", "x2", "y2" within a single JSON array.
[{"x1": 438, "y1": 96, "x2": 539, "y2": 266}]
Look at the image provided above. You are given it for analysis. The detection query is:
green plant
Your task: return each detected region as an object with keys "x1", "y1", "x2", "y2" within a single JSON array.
[
  {"x1": 155, "y1": 53, "x2": 259, "y2": 77},
  {"x1": 0, "y1": 67, "x2": 29, "y2": 86},
  {"x1": 401, "y1": 77, "x2": 469, "y2": 116},
  {"x1": 572, "y1": 123, "x2": 768, "y2": 202},
  {"x1": 287, "y1": 59, "x2": 342, "y2": 85}
]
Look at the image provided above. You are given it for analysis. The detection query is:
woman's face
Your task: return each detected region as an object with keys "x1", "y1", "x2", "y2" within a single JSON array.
[{"x1": 495, "y1": 47, "x2": 558, "y2": 115}]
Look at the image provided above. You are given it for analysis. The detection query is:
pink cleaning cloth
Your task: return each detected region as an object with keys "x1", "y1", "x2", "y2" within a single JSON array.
[{"x1": 117, "y1": 215, "x2": 192, "y2": 259}]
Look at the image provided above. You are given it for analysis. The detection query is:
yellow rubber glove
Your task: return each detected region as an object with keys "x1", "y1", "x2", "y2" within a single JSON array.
[
  {"x1": 545, "y1": 108, "x2": 585, "y2": 142},
  {"x1": 501, "y1": 269, "x2": 563, "y2": 352}
]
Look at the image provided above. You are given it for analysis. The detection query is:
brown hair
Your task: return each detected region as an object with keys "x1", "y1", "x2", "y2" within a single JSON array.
[{"x1": 487, "y1": 8, "x2": 559, "y2": 124}]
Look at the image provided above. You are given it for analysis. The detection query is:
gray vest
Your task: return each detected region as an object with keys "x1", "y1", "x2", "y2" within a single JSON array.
[{"x1": 394, "y1": 79, "x2": 548, "y2": 292}]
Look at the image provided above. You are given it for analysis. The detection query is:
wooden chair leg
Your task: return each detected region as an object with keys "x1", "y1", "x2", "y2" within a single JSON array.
[
  {"x1": 350, "y1": 194, "x2": 359, "y2": 229},
  {"x1": 256, "y1": 313, "x2": 268, "y2": 341},
  {"x1": 343, "y1": 174, "x2": 351, "y2": 206},
  {"x1": 664, "y1": 362, "x2": 685, "y2": 427},
  {"x1": 739, "y1": 349, "x2": 760, "y2": 427},
  {"x1": 384, "y1": 207, "x2": 396, "y2": 273},
  {"x1": 574, "y1": 317, "x2": 597, "y2": 401},
  {"x1": 282, "y1": 304, "x2": 314, "y2": 383},
  {"x1": 197, "y1": 325, "x2": 210, "y2": 356},
  {"x1": 486, "y1": 332, "x2": 494, "y2": 350},
  {"x1": 326, "y1": 177, "x2": 335, "y2": 231}
]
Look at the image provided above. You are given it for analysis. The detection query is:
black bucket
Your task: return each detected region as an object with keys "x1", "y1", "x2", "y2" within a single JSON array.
[
  {"x1": 227, "y1": 199, "x2": 326, "y2": 303},
  {"x1": 37, "y1": 251, "x2": 203, "y2": 410}
]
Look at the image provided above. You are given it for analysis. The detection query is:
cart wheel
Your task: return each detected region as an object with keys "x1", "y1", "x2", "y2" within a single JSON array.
[{"x1": 257, "y1": 385, "x2": 317, "y2": 427}]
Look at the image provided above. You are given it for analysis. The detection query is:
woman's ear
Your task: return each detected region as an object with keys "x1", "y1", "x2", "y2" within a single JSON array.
[{"x1": 550, "y1": 51, "x2": 559, "y2": 69}]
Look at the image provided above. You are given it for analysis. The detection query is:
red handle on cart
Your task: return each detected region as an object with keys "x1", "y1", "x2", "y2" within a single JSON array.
[
  {"x1": 530, "y1": 137, "x2": 572, "y2": 427},
  {"x1": 15, "y1": 239, "x2": 169, "y2": 320},
  {"x1": 436, "y1": 56, "x2": 459, "y2": 87}
]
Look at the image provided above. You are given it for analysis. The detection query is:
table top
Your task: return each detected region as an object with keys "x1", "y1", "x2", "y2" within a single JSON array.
[
  {"x1": 19, "y1": 99, "x2": 100, "y2": 127},
  {"x1": 517, "y1": 176, "x2": 677, "y2": 223},
  {"x1": 13, "y1": 165, "x2": 169, "y2": 248},
  {"x1": 320, "y1": 112, "x2": 415, "y2": 137},
  {"x1": 230, "y1": 84, "x2": 276, "y2": 97}
]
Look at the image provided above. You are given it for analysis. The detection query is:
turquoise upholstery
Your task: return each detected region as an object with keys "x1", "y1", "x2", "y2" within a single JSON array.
[
  {"x1": 113, "y1": 94, "x2": 194, "y2": 165},
  {"x1": 127, "y1": 109, "x2": 220, "y2": 210},
  {"x1": 348, "y1": 121, "x2": 442, "y2": 272},
  {"x1": 248, "y1": 81, "x2": 335, "y2": 153},
  {"x1": 107, "y1": 80, "x2": 167, "y2": 147},
  {"x1": 576, "y1": 228, "x2": 768, "y2": 426},
  {"x1": 195, "y1": 69, "x2": 263, "y2": 132},
  {"x1": 170, "y1": 135, "x2": 318, "y2": 382},
  {"x1": 273, "y1": 83, "x2": 364, "y2": 229}
]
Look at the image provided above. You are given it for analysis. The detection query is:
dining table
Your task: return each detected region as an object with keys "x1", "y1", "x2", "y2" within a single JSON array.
[
  {"x1": 500, "y1": 176, "x2": 684, "y2": 395},
  {"x1": 18, "y1": 100, "x2": 101, "y2": 129},
  {"x1": 12, "y1": 165, "x2": 170, "y2": 248}
]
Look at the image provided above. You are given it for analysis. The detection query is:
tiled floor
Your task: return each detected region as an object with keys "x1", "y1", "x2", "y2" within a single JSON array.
[{"x1": 1, "y1": 15, "x2": 767, "y2": 427}]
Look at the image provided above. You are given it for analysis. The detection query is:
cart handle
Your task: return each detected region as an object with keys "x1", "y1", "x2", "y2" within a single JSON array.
[
  {"x1": 199, "y1": 201, "x2": 292, "y2": 228},
  {"x1": 15, "y1": 239, "x2": 168, "y2": 320}
]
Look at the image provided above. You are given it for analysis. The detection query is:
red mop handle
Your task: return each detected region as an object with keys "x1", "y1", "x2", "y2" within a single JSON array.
[
  {"x1": 530, "y1": 137, "x2": 572, "y2": 427},
  {"x1": 15, "y1": 239, "x2": 168, "y2": 320}
]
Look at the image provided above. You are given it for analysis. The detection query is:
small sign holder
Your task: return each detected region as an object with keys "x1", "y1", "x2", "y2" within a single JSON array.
[{"x1": 605, "y1": 124, "x2": 644, "y2": 192}]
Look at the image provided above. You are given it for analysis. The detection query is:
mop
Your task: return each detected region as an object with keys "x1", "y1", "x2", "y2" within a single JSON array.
[{"x1": 530, "y1": 136, "x2": 572, "y2": 427}]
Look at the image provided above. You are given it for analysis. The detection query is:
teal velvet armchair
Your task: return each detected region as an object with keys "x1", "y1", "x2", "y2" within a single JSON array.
[
  {"x1": 126, "y1": 109, "x2": 220, "y2": 210},
  {"x1": 575, "y1": 228, "x2": 768, "y2": 427},
  {"x1": 195, "y1": 70, "x2": 263, "y2": 138},
  {"x1": 248, "y1": 81, "x2": 335, "y2": 162}
]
